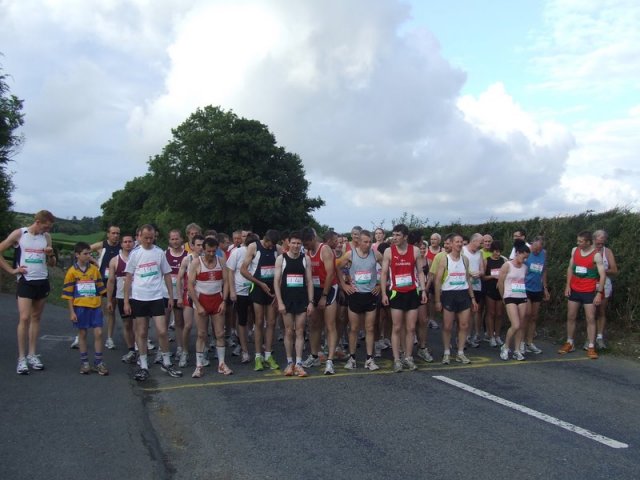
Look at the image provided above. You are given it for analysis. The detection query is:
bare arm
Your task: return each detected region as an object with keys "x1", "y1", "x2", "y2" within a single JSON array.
[
  {"x1": 380, "y1": 248, "x2": 391, "y2": 305},
  {"x1": 273, "y1": 255, "x2": 285, "y2": 314},
  {"x1": 0, "y1": 229, "x2": 25, "y2": 275}
]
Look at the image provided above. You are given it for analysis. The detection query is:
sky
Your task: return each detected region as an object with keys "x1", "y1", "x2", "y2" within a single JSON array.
[{"x1": 1, "y1": 0, "x2": 638, "y2": 233}]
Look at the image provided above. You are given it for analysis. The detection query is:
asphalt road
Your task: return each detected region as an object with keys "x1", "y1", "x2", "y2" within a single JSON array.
[{"x1": 1, "y1": 293, "x2": 638, "y2": 480}]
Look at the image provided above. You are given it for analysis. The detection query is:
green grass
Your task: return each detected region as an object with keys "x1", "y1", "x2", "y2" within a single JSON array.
[{"x1": 51, "y1": 232, "x2": 104, "y2": 244}]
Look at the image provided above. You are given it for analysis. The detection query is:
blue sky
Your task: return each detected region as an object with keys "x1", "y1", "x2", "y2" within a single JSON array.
[{"x1": 1, "y1": 0, "x2": 638, "y2": 232}]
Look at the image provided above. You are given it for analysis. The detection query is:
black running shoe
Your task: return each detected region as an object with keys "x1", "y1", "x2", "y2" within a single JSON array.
[{"x1": 160, "y1": 364, "x2": 183, "y2": 378}]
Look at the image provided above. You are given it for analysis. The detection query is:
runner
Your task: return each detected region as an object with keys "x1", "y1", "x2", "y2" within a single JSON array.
[
  {"x1": 123, "y1": 224, "x2": 181, "y2": 381},
  {"x1": 558, "y1": 231, "x2": 606, "y2": 359},
  {"x1": 341, "y1": 230, "x2": 383, "y2": 371},
  {"x1": 463, "y1": 233, "x2": 485, "y2": 348},
  {"x1": 162, "y1": 229, "x2": 188, "y2": 363},
  {"x1": 497, "y1": 240, "x2": 530, "y2": 361},
  {"x1": 481, "y1": 240, "x2": 505, "y2": 347},
  {"x1": 241, "y1": 230, "x2": 282, "y2": 371},
  {"x1": 188, "y1": 237, "x2": 231, "y2": 378},
  {"x1": 372, "y1": 227, "x2": 385, "y2": 252},
  {"x1": 434, "y1": 233, "x2": 477, "y2": 365},
  {"x1": 301, "y1": 228, "x2": 339, "y2": 374},
  {"x1": 380, "y1": 224, "x2": 428, "y2": 372},
  {"x1": 175, "y1": 234, "x2": 204, "y2": 368},
  {"x1": 274, "y1": 231, "x2": 314, "y2": 377},
  {"x1": 591, "y1": 230, "x2": 617, "y2": 350},
  {"x1": 183, "y1": 223, "x2": 202, "y2": 253},
  {"x1": 524, "y1": 236, "x2": 549, "y2": 355},
  {"x1": 481, "y1": 234, "x2": 494, "y2": 260},
  {"x1": 0, "y1": 210, "x2": 56, "y2": 374},
  {"x1": 88, "y1": 225, "x2": 121, "y2": 350},
  {"x1": 106, "y1": 234, "x2": 137, "y2": 363}
]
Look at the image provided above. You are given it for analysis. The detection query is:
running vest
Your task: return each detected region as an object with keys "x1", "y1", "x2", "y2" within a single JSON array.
[
  {"x1": 115, "y1": 253, "x2": 128, "y2": 299},
  {"x1": 462, "y1": 246, "x2": 482, "y2": 291},
  {"x1": 195, "y1": 257, "x2": 223, "y2": 295},
  {"x1": 309, "y1": 242, "x2": 337, "y2": 289},
  {"x1": 525, "y1": 249, "x2": 546, "y2": 292},
  {"x1": 503, "y1": 261, "x2": 527, "y2": 298},
  {"x1": 281, "y1": 253, "x2": 307, "y2": 302},
  {"x1": 17, "y1": 228, "x2": 48, "y2": 281},
  {"x1": 442, "y1": 254, "x2": 468, "y2": 291},
  {"x1": 253, "y1": 241, "x2": 277, "y2": 284},
  {"x1": 165, "y1": 248, "x2": 187, "y2": 297},
  {"x1": 389, "y1": 244, "x2": 417, "y2": 293},
  {"x1": 98, "y1": 240, "x2": 121, "y2": 278},
  {"x1": 570, "y1": 248, "x2": 599, "y2": 293},
  {"x1": 349, "y1": 248, "x2": 378, "y2": 293},
  {"x1": 426, "y1": 246, "x2": 441, "y2": 264}
]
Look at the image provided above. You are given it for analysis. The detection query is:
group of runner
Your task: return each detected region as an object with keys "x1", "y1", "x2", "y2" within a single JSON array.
[{"x1": 0, "y1": 212, "x2": 617, "y2": 378}]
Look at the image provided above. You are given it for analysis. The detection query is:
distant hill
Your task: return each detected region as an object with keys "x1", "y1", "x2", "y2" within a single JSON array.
[{"x1": 13, "y1": 212, "x2": 102, "y2": 235}]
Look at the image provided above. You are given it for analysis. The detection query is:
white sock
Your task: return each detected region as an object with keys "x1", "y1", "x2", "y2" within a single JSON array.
[
  {"x1": 139, "y1": 354, "x2": 148, "y2": 370},
  {"x1": 216, "y1": 346, "x2": 225, "y2": 364}
]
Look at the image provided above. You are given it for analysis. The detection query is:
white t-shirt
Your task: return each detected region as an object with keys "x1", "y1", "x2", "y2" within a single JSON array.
[
  {"x1": 462, "y1": 246, "x2": 482, "y2": 292},
  {"x1": 125, "y1": 245, "x2": 172, "y2": 301},
  {"x1": 226, "y1": 246, "x2": 251, "y2": 296}
]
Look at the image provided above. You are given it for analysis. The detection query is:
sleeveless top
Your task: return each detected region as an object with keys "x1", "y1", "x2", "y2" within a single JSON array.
[
  {"x1": 525, "y1": 249, "x2": 546, "y2": 293},
  {"x1": 195, "y1": 257, "x2": 223, "y2": 295},
  {"x1": 570, "y1": 248, "x2": 599, "y2": 293},
  {"x1": 308, "y1": 242, "x2": 338, "y2": 289},
  {"x1": 253, "y1": 241, "x2": 277, "y2": 285},
  {"x1": 442, "y1": 254, "x2": 468, "y2": 291},
  {"x1": 503, "y1": 261, "x2": 527, "y2": 299},
  {"x1": 389, "y1": 244, "x2": 417, "y2": 293},
  {"x1": 98, "y1": 240, "x2": 121, "y2": 278},
  {"x1": 115, "y1": 253, "x2": 128, "y2": 299},
  {"x1": 18, "y1": 228, "x2": 48, "y2": 281},
  {"x1": 164, "y1": 248, "x2": 188, "y2": 299},
  {"x1": 349, "y1": 248, "x2": 378, "y2": 293},
  {"x1": 484, "y1": 256, "x2": 505, "y2": 295},
  {"x1": 281, "y1": 253, "x2": 307, "y2": 302}
]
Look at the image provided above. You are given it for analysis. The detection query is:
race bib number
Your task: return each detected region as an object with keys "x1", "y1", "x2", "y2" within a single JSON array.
[
  {"x1": 512, "y1": 282, "x2": 526, "y2": 293},
  {"x1": 77, "y1": 280, "x2": 97, "y2": 297},
  {"x1": 395, "y1": 274, "x2": 413, "y2": 287},
  {"x1": 286, "y1": 274, "x2": 304, "y2": 287},
  {"x1": 472, "y1": 277, "x2": 481, "y2": 288},
  {"x1": 25, "y1": 248, "x2": 44, "y2": 264},
  {"x1": 575, "y1": 266, "x2": 587, "y2": 275},
  {"x1": 354, "y1": 270, "x2": 372, "y2": 285},
  {"x1": 260, "y1": 266, "x2": 275, "y2": 279},
  {"x1": 171, "y1": 274, "x2": 178, "y2": 287},
  {"x1": 447, "y1": 272, "x2": 466, "y2": 286},
  {"x1": 312, "y1": 275, "x2": 321, "y2": 287},
  {"x1": 530, "y1": 263, "x2": 543, "y2": 273},
  {"x1": 138, "y1": 262, "x2": 159, "y2": 278},
  {"x1": 491, "y1": 268, "x2": 500, "y2": 278}
]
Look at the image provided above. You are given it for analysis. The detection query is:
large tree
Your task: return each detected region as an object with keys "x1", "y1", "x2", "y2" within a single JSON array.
[
  {"x1": 102, "y1": 106, "x2": 324, "y2": 235},
  {"x1": 0, "y1": 63, "x2": 24, "y2": 235}
]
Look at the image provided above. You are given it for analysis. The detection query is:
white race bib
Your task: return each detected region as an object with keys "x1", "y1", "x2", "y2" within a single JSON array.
[
  {"x1": 396, "y1": 274, "x2": 413, "y2": 287},
  {"x1": 77, "y1": 280, "x2": 97, "y2": 297},
  {"x1": 491, "y1": 268, "x2": 500, "y2": 278},
  {"x1": 512, "y1": 282, "x2": 526, "y2": 293},
  {"x1": 354, "y1": 270, "x2": 372, "y2": 285},
  {"x1": 575, "y1": 266, "x2": 587, "y2": 275},
  {"x1": 286, "y1": 274, "x2": 304, "y2": 287},
  {"x1": 260, "y1": 266, "x2": 275, "y2": 279}
]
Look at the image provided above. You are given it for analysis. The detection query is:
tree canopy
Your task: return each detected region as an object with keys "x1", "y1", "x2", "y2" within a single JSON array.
[
  {"x1": 0, "y1": 62, "x2": 24, "y2": 235},
  {"x1": 102, "y1": 106, "x2": 324, "y2": 236}
]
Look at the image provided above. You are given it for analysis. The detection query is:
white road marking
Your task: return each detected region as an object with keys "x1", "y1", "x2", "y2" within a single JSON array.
[{"x1": 433, "y1": 375, "x2": 629, "y2": 449}]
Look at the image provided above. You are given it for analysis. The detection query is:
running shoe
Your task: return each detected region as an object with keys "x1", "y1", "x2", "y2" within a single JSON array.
[
  {"x1": 16, "y1": 357, "x2": 29, "y2": 375},
  {"x1": 147, "y1": 339, "x2": 155, "y2": 351},
  {"x1": 374, "y1": 341, "x2": 383, "y2": 358},
  {"x1": 169, "y1": 318, "x2": 175, "y2": 330},
  {"x1": 513, "y1": 351, "x2": 525, "y2": 361},
  {"x1": 467, "y1": 336, "x2": 480, "y2": 348},
  {"x1": 70, "y1": 336, "x2": 79, "y2": 349},
  {"x1": 526, "y1": 343, "x2": 543, "y2": 354},
  {"x1": 134, "y1": 368, "x2": 150, "y2": 382},
  {"x1": 519, "y1": 342, "x2": 526, "y2": 355},
  {"x1": 266, "y1": 356, "x2": 279, "y2": 370},
  {"x1": 93, "y1": 362, "x2": 109, "y2": 376},
  {"x1": 403, "y1": 357, "x2": 418, "y2": 371},
  {"x1": 587, "y1": 347, "x2": 599, "y2": 360},
  {"x1": 192, "y1": 365, "x2": 205, "y2": 378},
  {"x1": 495, "y1": 336, "x2": 504, "y2": 346},
  {"x1": 217, "y1": 363, "x2": 233, "y2": 375},
  {"x1": 441, "y1": 354, "x2": 451, "y2": 365},
  {"x1": 417, "y1": 348, "x2": 433, "y2": 363},
  {"x1": 557, "y1": 342, "x2": 575, "y2": 354},
  {"x1": 582, "y1": 341, "x2": 589, "y2": 351},
  {"x1": 80, "y1": 363, "x2": 91, "y2": 375},
  {"x1": 232, "y1": 344, "x2": 241, "y2": 357},
  {"x1": 105, "y1": 337, "x2": 116, "y2": 350},
  {"x1": 161, "y1": 363, "x2": 183, "y2": 378},
  {"x1": 241, "y1": 351, "x2": 251, "y2": 364},
  {"x1": 254, "y1": 356, "x2": 264, "y2": 371},
  {"x1": 344, "y1": 357, "x2": 357, "y2": 370},
  {"x1": 364, "y1": 358, "x2": 380, "y2": 371},
  {"x1": 596, "y1": 338, "x2": 607, "y2": 350},
  {"x1": 393, "y1": 360, "x2": 403, "y2": 373},
  {"x1": 122, "y1": 351, "x2": 137, "y2": 364},
  {"x1": 428, "y1": 319, "x2": 439, "y2": 330},
  {"x1": 324, "y1": 359, "x2": 335, "y2": 375},
  {"x1": 294, "y1": 364, "x2": 308, "y2": 377},
  {"x1": 500, "y1": 346, "x2": 509, "y2": 361},
  {"x1": 26, "y1": 354, "x2": 44, "y2": 370},
  {"x1": 456, "y1": 353, "x2": 471, "y2": 364},
  {"x1": 284, "y1": 363, "x2": 294, "y2": 376},
  {"x1": 302, "y1": 355, "x2": 320, "y2": 368},
  {"x1": 179, "y1": 352, "x2": 188, "y2": 368},
  {"x1": 202, "y1": 354, "x2": 211, "y2": 367},
  {"x1": 489, "y1": 337, "x2": 497, "y2": 348},
  {"x1": 383, "y1": 338, "x2": 392, "y2": 349}
]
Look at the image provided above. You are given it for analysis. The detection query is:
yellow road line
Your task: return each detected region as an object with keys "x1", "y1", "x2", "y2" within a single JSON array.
[{"x1": 141, "y1": 356, "x2": 590, "y2": 393}]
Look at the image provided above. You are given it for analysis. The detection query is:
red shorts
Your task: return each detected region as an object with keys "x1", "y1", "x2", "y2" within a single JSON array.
[
  {"x1": 182, "y1": 290, "x2": 193, "y2": 308},
  {"x1": 198, "y1": 292, "x2": 223, "y2": 315}
]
